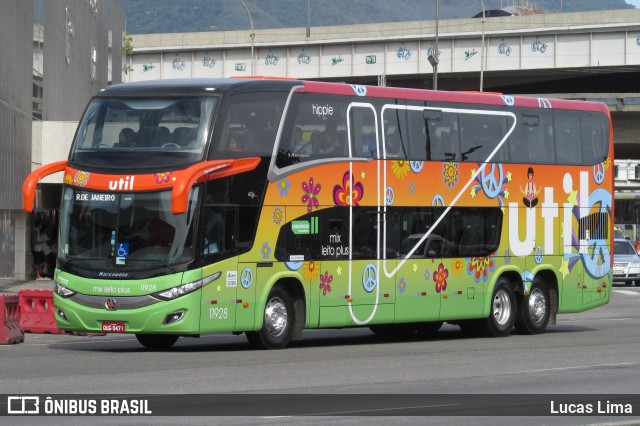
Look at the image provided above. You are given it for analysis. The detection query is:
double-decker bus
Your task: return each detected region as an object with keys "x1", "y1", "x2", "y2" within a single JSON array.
[{"x1": 23, "y1": 78, "x2": 613, "y2": 349}]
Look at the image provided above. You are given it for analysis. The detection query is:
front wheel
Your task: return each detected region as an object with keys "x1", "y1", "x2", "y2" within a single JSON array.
[
  {"x1": 246, "y1": 286, "x2": 293, "y2": 349},
  {"x1": 478, "y1": 278, "x2": 516, "y2": 337},
  {"x1": 515, "y1": 277, "x2": 550, "y2": 335},
  {"x1": 135, "y1": 334, "x2": 179, "y2": 349}
]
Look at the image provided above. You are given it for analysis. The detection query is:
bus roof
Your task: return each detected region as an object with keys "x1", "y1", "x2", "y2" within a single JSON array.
[
  {"x1": 100, "y1": 78, "x2": 608, "y2": 113},
  {"x1": 99, "y1": 78, "x2": 300, "y2": 97}
]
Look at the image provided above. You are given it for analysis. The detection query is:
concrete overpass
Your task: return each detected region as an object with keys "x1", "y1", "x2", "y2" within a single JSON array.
[{"x1": 127, "y1": 9, "x2": 640, "y2": 157}]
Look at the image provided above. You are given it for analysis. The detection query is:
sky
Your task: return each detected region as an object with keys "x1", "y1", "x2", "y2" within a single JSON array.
[{"x1": 626, "y1": 0, "x2": 640, "y2": 6}]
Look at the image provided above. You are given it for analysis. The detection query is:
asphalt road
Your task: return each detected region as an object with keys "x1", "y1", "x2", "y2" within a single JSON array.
[{"x1": 3, "y1": 285, "x2": 640, "y2": 426}]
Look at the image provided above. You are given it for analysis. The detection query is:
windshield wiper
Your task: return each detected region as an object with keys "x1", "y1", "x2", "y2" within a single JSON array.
[
  {"x1": 126, "y1": 258, "x2": 177, "y2": 274},
  {"x1": 60, "y1": 257, "x2": 110, "y2": 270}
]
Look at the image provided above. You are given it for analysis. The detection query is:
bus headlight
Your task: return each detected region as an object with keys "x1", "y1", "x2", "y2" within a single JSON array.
[
  {"x1": 54, "y1": 280, "x2": 77, "y2": 298},
  {"x1": 152, "y1": 272, "x2": 221, "y2": 301}
]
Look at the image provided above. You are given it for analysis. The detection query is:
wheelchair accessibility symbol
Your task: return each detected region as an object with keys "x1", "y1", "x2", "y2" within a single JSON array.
[
  {"x1": 362, "y1": 263, "x2": 377, "y2": 293},
  {"x1": 116, "y1": 243, "x2": 129, "y2": 258},
  {"x1": 241, "y1": 268, "x2": 253, "y2": 289}
]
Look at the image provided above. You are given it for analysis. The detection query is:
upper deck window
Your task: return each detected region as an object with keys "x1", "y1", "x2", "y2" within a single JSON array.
[{"x1": 70, "y1": 97, "x2": 216, "y2": 170}]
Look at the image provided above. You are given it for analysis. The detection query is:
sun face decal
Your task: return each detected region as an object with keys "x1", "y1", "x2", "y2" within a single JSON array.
[
  {"x1": 302, "y1": 260, "x2": 320, "y2": 283},
  {"x1": 467, "y1": 253, "x2": 496, "y2": 283},
  {"x1": 272, "y1": 207, "x2": 284, "y2": 226},
  {"x1": 73, "y1": 171, "x2": 90, "y2": 187},
  {"x1": 442, "y1": 162, "x2": 459, "y2": 188},
  {"x1": 451, "y1": 258, "x2": 465, "y2": 277},
  {"x1": 391, "y1": 160, "x2": 411, "y2": 180}
]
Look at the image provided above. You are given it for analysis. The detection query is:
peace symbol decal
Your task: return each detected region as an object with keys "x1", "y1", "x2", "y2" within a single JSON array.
[
  {"x1": 362, "y1": 263, "x2": 377, "y2": 293},
  {"x1": 385, "y1": 187, "x2": 395, "y2": 206},
  {"x1": 534, "y1": 246, "x2": 543, "y2": 264},
  {"x1": 480, "y1": 163, "x2": 504, "y2": 199},
  {"x1": 593, "y1": 163, "x2": 605, "y2": 185},
  {"x1": 240, "y1": 268, "x2": 253, "y2": 289},
  {"x1": 410, "y1": 161, "x2": 424, "y2": 173}
]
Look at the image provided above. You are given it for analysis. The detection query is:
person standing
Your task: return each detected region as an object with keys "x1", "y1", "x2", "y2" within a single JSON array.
[{"x1": 31, "y1": 220, "x2": 46, "y2": 280}]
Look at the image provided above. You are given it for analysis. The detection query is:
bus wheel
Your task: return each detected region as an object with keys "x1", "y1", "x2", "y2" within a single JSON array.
[
  {"x1": 246, "y1": 286, "x2": 293, "y2": 349},
  {"x1": 135, "y1": 334, "x2": 179, "y2": 349},
  {"x1": 515, "y1": 277, "x2": 550, "y2": 335},
  {"x1": 479, "y1": 278, "x2": 516, "y2": 337}
]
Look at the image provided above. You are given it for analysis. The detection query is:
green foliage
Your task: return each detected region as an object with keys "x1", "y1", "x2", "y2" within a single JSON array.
[
  {"x1": 119, "y1": 0, "x2": 635, "y2": 35},
  {"x1": 123, "y1": 34, "x2": 133, "y2": 56}
]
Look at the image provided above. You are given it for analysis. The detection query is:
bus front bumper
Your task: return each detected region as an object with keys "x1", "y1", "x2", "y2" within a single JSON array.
[{"x1": 53, "y1": 291, "x2": 201, "y2": 335}]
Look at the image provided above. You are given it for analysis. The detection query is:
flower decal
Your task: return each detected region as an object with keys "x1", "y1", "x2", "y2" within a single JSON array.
[
  {"x1": 423, "y1": 269, "x2": 430, "y2": 281},
  {"x1": 398, "y1": 277, "x2": 407, "y2": 293},
  {"x1": 320, "y1": 271, "x2": 333, "y2": 296},
  {"x1": 467, "y1": 253, "x2": 496, "y2": 283},
  {"x1": 302, "y1": 177, "x2": 321, "y2": 213},
  {"x1": 391, "y1": 160, "x2": 411, "y2": 180},
  {"x1": 272, "y1": 207, "x2": 284, "y2": 226},
  {"x1": 451, "y1": 258, "x2": 465, "y2": 277},
  {"x1": 154, "y1": 172, "x2": 172, "y2": 184},
  {"x1": 261, "y1": 242, "x2": 271, "y2": 259},
  {"x1": 333, "y1": 171, "x2": 364, "y2": 206},
  {"x1": 302, "y1": 261, "x2": 320, "y2": 282},
  {"x1": 504, "y1": 249, "x2": 512, "y2": 265},
  {"x1": 433, "y1": 263, "x2": 448, "y2": 293},
  {"x1": 442, "y1": 162, "x2": 459, "y2": 188},
  {"x1": 409, "y1": 182, "x2": 416, "y2": 194},
  {"x1": 278, "y1": 178, "x2": 290, "y2": 196},
  {"x1": 64, "y1": 173, "x2": 74, "y2": 184},
  {"x1": 74, "y1": 171, "x2": 90, "y2": 187}
]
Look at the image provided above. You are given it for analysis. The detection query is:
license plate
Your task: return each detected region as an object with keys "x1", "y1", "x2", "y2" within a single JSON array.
[
  {"x1": 101, "y1": 321, "x2": 126, "y2": 333},
  {"x1": 613, "y1": 269, "x2": 625, "y2": 276}
]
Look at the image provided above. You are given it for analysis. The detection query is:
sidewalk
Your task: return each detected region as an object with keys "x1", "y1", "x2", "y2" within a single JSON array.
[{"x1": 0, "y1": 278, "x2": 54, "y2": 294}]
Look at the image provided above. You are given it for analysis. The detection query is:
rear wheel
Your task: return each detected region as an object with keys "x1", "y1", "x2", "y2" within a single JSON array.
[
  {"x1": 135, "y1": 334, "x2": 179, "y2": 349},
  {"x1": 478, "y1": 277, "x2": 516, "y2": 337},
  {"x1": 246, "y1": 286, "x2": 293, "y2": 349},
  {"x1": 515, "y1": 277, "x2": 550, "y2": 335}
]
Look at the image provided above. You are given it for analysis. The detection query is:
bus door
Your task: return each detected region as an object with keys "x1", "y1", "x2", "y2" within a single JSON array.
[
  {"x1": 198, "y1": 206, "x2": 239, "y2": 333},
  {"x1": 346, "y1": 103, "x2": 393, "y2": 325}
]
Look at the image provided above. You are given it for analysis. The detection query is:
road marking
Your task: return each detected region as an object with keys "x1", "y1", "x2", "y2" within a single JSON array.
[
  {"x1": 263, "y1": 403, "x2": 461, "y2": 418},
  {"x1": 613, "y1": 289, "x2": 640, "y2": 295},
  {"x1": 514, "y1": 362, "x2": 636, "y2": 375}
]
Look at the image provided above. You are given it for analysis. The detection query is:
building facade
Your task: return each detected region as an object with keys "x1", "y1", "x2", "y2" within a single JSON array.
[{"x1": 0, "y1": 0, "x2": 124, "y2": 281}]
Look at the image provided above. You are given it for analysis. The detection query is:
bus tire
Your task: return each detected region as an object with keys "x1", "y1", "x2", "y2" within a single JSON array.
[
  {"x1": 515, "y1": 276, "x2": 550, "y2": 335},
  {"x1": 135, "y1": 334, "x2": 179, "y2": 349},
  {"x1": 246, "y1": 286, "x2": 293, "y2": 349},
  {"x1": 478, "y1": 277, "x2": 516, "y2": 337}
]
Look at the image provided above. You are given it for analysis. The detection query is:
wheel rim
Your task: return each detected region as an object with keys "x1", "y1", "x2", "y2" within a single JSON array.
[
  {"x1": 264, "y1": 296, "x2": 288, "y2": 337},
  {"x1": 492, "y1": 289, "x2": 511, "y2": 326},
  {"x1": 528, "y1": 288, "x2": 547, "y2": 324}
]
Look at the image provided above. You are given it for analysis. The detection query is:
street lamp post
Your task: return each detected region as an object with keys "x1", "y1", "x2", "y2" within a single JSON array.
[
  {"x1": 239, "y1": 0, "x2": 255, "y2": 75},
  {"x1": 480, "y1": 0, "x2": 485, "y2": 92},
  {"x1": 428, "y1": 0, "x2": 440, "y2": 90}
]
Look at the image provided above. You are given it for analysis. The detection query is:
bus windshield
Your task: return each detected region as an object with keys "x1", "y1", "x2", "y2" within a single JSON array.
[
  {"x1": 58, "y1": 187, "x2": 198, "y2": 272},
  {"x1": 70, "y1": 97, "x2": 216, "y2": 169}
]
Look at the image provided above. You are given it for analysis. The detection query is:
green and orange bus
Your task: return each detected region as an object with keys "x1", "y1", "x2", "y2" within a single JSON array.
[{"x1": 23, "y1": 78, "x2": 613, "y2": 349}]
